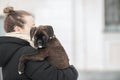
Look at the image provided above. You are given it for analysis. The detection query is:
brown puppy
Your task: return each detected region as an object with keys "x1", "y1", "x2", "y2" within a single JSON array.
[{"x1": 18, "y1": 25, "x2": 69, "y2": 75}]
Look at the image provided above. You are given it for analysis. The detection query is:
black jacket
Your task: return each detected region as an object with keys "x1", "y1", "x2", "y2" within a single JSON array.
[{"x1": 0, "y1": 36, "x2": 78, "y2": 80}]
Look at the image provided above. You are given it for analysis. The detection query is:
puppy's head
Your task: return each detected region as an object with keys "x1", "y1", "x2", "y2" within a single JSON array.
[{"x1": 30, "y1": 25, "x2": 55, "y2": 49}]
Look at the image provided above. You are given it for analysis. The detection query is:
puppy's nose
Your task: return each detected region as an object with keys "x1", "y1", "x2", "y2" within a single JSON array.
[{"x1": 37, "y1": 40, "x2": 43, "y2": 48}]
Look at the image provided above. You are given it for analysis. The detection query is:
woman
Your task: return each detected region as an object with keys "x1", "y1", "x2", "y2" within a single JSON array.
[{"x1": 0, "y1": 6, "x2": 78, "y2": 80}]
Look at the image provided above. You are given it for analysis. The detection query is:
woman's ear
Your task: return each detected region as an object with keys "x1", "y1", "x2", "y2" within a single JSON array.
[{"x1": 14, "y1": 26, "x2": 23, "y2": 32}]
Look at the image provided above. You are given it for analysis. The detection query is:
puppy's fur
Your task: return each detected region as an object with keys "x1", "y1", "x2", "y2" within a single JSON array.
[{"x1": 18, "y1": 25, "x2": 69, "y2": 74}]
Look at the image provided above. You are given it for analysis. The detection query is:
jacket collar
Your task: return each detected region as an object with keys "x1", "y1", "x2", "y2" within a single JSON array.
[{"x1": 4, "y1": 32, "x2": 34, "y2": 47}]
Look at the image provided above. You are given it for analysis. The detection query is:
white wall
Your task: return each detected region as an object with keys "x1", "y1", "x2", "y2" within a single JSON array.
[
  {"x1": 74, "y1": 0, "x2": 105, "y2": 70},
  {"x1": 84, "y1": 0, "x2": 104, "y2": 70}
]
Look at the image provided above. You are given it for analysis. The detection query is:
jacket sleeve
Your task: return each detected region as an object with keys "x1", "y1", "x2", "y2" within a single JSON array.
[{"x1": 24, "y1": 60, "x2": 78, "y2": 80}]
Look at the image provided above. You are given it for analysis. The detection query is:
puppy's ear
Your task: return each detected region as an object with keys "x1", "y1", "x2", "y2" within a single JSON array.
[
  {"x1": 46, "y1": 25, "x2": 54, "y2": 37},
  {"x1": 30, "y1": 27, "x2": 37, "y2": 40}
]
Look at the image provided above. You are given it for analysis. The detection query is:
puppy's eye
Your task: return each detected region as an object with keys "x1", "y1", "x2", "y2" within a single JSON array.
[
  {"x1": 42, "y1": 35, "x2": 47, "y2": 40},
  {"x1": 42, "y1": 36, "x2": 46, "y2": 39}
]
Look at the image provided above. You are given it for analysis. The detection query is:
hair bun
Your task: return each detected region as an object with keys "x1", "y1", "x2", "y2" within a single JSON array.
[{"x1": 3, "y1": 6, "x2": 14, "y2": 15}]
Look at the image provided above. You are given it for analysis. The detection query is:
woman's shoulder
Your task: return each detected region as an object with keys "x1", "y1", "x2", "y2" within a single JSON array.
[{"x1": 25, "y1": 60, "x2": 78, "y2": 80}]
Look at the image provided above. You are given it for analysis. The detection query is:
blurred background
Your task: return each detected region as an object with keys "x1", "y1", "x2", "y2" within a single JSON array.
[{"x1": 0, "y1": 0, "x2": 120, "y2": 80}]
